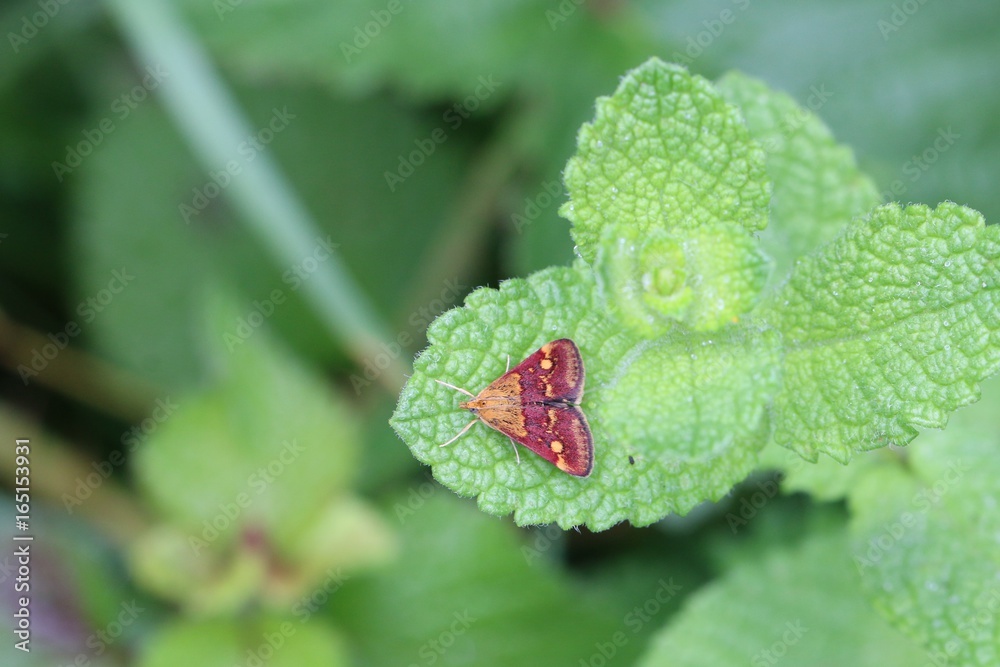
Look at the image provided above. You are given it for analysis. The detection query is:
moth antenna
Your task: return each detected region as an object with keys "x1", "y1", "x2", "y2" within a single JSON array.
[
  {"x1": 439, "y1": 419, "x2": 477, "y2": 448},
  {"x1": 507, "y1": 438, "x2": 520, "y2": 465},
  {"x1": 505, "y1": 354, "x2": 510, "y2": 373},
  {"x1": 434, "y1": 378, "x2": 476, "y2": 398}
]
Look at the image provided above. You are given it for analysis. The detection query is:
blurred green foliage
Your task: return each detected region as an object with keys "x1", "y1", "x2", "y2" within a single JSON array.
[{"x1": 1, "y1": 1, "x2": 999, "y2": 666}]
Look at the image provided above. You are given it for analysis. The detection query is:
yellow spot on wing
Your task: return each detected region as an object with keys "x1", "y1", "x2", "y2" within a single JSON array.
[
  {"x1": 540, "y1": 358, "x2": 553, "y2": 370},
  {"x1": 550, "y1": 440, "x2": 563, "y2": 453}
]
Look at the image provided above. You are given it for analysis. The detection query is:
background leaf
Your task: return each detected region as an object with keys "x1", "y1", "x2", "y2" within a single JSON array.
[
  {"x1": 139, "y1": 616, "x2": 348, "y2": 667},
  {"x1": 334, "y1": 492, "x2": 686, "y2": 667},
  {"x1": 717, "y1": 71, "x2": 881, "y2": 288},
  {"x1": 637, "y1": 516, "x2": 926, "y2": 666},
  {"x1": 849, "y1": 375, "x2": 1000, "y2": 665},
  {"x1": 5, "y1": 1, "x2": 1000, "y2": 664}
]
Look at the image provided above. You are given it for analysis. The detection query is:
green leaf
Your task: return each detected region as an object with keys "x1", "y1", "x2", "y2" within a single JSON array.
[
  {"x1": 561, "y1": 59, "x2": 771, "y2": 264},
  {"x1": 596, "y1": 220, "x2": 769, "y2": 335},
  {"x1": 395, "y1": 63, "x2": 1000, "y2": 528},
  {"x1": 561, "y1": 59, "x2": 771, "y2": 335},
  {"x1": 761, "y1": 202, "x2": 1000, "y2": 462},
  {"x1": 717, "y1": 71, "x2": 881, "y2": 287},
  {"x1": 71, "y1": 103, "x2": 222, "y2": 389},
  {"x1": 391, "y1": 262, "x2": 782, "y2": 530},
  {"x1": 637, "y1": 519, "x2": 925, "y2": 667},
  {"x1": 71, "y1": 83, "x2": 469, "y2": 388},
  {"x1": 178, "y1": 0, "x2": 543, "y2": 100},
  {"x1": 334, "y1": 492, "x2": 646, "y2": 666},
  {"x1": 849, "y1": 376, "x2": 1000, "y2": 665},
  {"x1": 505, "y1": 16, "x2": 662, "y2": 276},
  {"x1": 131, "y1": 295, "x2": 395, "y2": 610},
  {"x1": 134, "y1": 301, "x2": 359, "y2": 543},
  {"x1": 139, "y1": 616, "x2": 347, "y2": 667}
]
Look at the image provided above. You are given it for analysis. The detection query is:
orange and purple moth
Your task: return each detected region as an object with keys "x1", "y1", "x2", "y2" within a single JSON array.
[{"x1": 435, "y1": 338, "x2": 594, "y2": 477}]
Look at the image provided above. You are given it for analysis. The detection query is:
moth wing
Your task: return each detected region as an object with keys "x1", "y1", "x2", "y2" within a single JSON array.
[
  {"x1": 472, "y1": 338, "x2": 592, "y2": 476},
  {"x1": 510, "y1": 402, "x2": 594, "y2": 477},
  {"x1": 505, "y1": 338, "x2": 585, "y2": 404}
]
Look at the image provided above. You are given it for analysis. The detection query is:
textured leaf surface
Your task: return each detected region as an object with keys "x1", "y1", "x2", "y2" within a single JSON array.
[
  {"x1": 395, "y1": 60, "x2": 1000, "y2": 528},
  {"x1": 562, "y1": 59, "x2": 771, "y2": 263},
  {"x1": 717, "y1": 71, "x2": 881, "y2": 287},
  {"x1": 596, "y1": 220, "x2": 769, "y2": 335},
  {"x1": 761, "y1": 202, "x2": 1000, "y2": 462},
  {"x1": 849, "y1": 376, "x2": 1000, "y2": 666},
  {"x1": 637, "y1": 522, "x2": 925, "y2": 666},
  {"x1": 391, "y1": 262, "x2": 781, "y2": 529}
]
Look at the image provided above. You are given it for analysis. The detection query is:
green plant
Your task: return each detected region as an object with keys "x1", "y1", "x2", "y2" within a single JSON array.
[{"x1": 392, "y1": 59, "x2": 1000, "y2": 664}]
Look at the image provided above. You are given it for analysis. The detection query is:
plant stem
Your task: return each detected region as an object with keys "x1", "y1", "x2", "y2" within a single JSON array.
[
  {"x1": 0, "y1": 312, "x2": 160, "y2": 422},
  {"x1": 103, "y1": 0, "x2": 408, "y2": 392}
]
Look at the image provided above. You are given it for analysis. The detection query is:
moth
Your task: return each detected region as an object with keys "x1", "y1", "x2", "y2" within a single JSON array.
[{"x1": 435, "y1": 338, "x2": 594, "y2": 477}]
